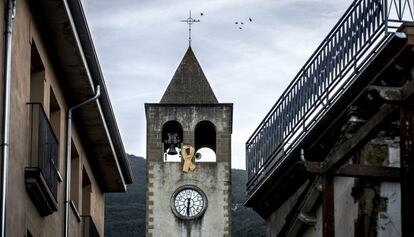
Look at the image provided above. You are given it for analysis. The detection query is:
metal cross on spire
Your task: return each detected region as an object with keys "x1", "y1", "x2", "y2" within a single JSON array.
[{"x1": 180, "y1": 10, "x2": 200, "y2": 47}]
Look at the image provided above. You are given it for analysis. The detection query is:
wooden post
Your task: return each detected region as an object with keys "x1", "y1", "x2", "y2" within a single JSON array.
[
  {"x1": 400, "y1": 104, "x2": 414, "y2": 237},
  {"x1": 322, "y1": 175, "x2": 335, "y2": 237}
]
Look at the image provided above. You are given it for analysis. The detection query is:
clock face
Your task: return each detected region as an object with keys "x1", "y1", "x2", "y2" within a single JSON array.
[{"x1": 170, "y1": 185, "x2": 208, "y2": 220}]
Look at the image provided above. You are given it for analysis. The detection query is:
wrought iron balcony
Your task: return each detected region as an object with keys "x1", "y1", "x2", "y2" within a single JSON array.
[
  {"x1": 246, "y1": 0, "x2": 414, "y2": 196},
  {"x1": 25, "y1": 103, "x2": 59, "y2": 216},
  {"x1": 82, "y1": 215, "x2": 100, "y2": 237}
]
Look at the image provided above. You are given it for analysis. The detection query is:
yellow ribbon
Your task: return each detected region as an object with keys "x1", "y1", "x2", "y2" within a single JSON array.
[{"x1": 181, "y1": 145, "x2": 196, "y2": 173}]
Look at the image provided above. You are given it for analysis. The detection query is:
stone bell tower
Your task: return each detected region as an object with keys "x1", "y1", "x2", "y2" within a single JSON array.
[{"x1": 145, "y1": 47, "x2": 232, "y2": 237}]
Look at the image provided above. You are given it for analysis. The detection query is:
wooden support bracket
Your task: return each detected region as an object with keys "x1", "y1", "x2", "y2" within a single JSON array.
[
  {"x1": 302, "y1": 78, "x2": 414, "y2": 174},
  {"x1": 368, "y1": 85, "x2": 403, "y2": 102},
  {"x1": 335, "y1": 164, "x2": 400, "y2": 181},
  {"x1": 302, "y1": 103, "x2": 397, "y2": 174}
]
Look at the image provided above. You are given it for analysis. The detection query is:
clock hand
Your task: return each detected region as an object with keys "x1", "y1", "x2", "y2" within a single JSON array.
[{"x1": 186, "y1": 198, "x2": 191, "y2": 216}]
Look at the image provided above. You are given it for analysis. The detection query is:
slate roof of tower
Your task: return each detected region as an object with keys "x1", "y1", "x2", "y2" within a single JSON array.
[{"x1": 160, "y1": 47, "x2": 219, "y2": 104}]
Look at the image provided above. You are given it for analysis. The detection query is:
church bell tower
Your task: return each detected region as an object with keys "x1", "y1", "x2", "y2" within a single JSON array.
[{"x1": 145, "y1": 47, "x2": 233, "y2": 236}]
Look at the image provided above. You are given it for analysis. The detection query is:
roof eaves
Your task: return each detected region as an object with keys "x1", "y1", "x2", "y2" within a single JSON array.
[{"x1": 63, "y1": 0, "x2": 133, "y2": 184}]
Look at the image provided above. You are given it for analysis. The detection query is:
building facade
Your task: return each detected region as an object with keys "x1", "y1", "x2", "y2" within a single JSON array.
[
  {"x1": 244, "y1": 1, "x2": 414, "y2": 237},
  {"x1": 0, "y1": 1, "x2": 133, "y2": 236},
  {"x1": 145, "y1": 47, "x2": 233, "y2": 237}
]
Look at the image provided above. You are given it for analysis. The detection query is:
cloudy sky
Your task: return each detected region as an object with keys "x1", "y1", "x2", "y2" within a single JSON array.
[{"x1": 82, "y1": 0, "x2": 352, "y2": 169}]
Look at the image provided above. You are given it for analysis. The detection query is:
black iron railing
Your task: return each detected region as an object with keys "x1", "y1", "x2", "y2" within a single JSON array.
[
  {"x1": 28, "y1": 103, "x2": 59, "y2": 199},
  {"x1": 246, "y1": 0, "x2": 414, "y2": 195},
  {"x1": 82, "y1": 216, "x2": 100, "y2": 237}
]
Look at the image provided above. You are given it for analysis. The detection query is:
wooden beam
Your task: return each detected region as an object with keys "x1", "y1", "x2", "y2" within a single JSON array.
[
  {"x1": 400, "y1": 104, "x2": 414, "y2": 237},
  {"x1": 334, "y1": 164, "x2": 400, "y2": 181},
  {"x1": 305, "y1": 103, "x2": 397, "y2": 173},
  {"x1": 368, "y1": 85, "x2": 403, "y2": 102},
  {"x1": 323, "y1": 103, "x2": 396, "y2": 171},
  {"x1": 304, "y1": 68, "x2": 414, "y2": 174},
  {"x1": 285, "y1": 177, "x2": 321, "y2": 237},
  {"x1": 322, "y1": 175, "x2": 335, "y2": 237}
]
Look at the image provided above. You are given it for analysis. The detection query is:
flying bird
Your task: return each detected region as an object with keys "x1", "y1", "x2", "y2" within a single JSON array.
[
  {"x1": 239, "y1": 27, "x2": 242, "y2": 30},
  {"x1": 235, "y1": 21, "x2": 238, "y2": 24},
  {"x1": 241, "y1": 22, "x2": 244, "y2": 25},
  {"x1": 200, "y1": 13, "x2": 204, "y2": 16},
  {"x1": 249, "y1": 18, "x2": 253, "y2": 22}
]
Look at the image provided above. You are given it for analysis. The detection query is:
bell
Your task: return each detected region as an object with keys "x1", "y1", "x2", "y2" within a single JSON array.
[{"x1": 167, "y1": 144, "x2": 178, "y2": 155}]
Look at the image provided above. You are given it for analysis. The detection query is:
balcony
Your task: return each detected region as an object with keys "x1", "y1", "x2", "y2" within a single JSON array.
[
  {"x1": 25, "y1": 103, "x2": 59, "y2": 216},
  {"x1": 82, "y1": 216, "x2": 100, "y2": 237},
  {"x1": 246, "y1": 0, "x2": 414, "y2": 199}
]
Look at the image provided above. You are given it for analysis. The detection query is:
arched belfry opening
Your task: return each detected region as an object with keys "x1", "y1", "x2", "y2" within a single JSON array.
[
  {"x1": 195, "y1": 121, "x2": 216, "y2": 162},
  {"x1": 162, "y1": 121, "x2": 183, "y2": 162}
]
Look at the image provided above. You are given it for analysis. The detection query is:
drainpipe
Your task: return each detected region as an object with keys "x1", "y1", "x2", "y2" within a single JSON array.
[
  {"x1": 64, "y1": 85, "x2": 100, "y2": 237},
  {"x1": 0, "y1": 0, "x2": 16, "y2": 237}
]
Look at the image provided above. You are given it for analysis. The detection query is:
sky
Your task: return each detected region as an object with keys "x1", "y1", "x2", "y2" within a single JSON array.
[{"x1": 82, "y1": 0, "x2": 352, "y2": 169}]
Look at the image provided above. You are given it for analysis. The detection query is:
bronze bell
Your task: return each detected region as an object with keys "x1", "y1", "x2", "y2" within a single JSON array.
[{"x1": 167, "y1": 143, "x2": 178, "y2": 155}]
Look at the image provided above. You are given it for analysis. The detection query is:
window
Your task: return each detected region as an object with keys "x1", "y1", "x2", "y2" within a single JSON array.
[
  {"x1": 30, "y1": 42, "x2": 45, "y2": 104},
  {"x1": 49, "y1": 88, "x2": 61, "y2": 140},
  {"x1": 82, "y1": 169, "x2": 92, "y2": 216},
  {"x1": 162, "y1": 121, "x2": 183, "y2": 162},
  {"x1": 194, "y1": 121, "x2": 216, "y2": 162},
  {"x1": 81, "y1": 171, "x2": 100, "y2": 237},
  {"x1": 25, "y1": 41, "x2": 59, "y2": 216}
]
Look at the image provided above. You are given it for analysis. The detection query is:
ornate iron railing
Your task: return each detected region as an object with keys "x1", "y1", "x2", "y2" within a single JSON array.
[
  {"x1": 246, "y1": 0, "x2": 414, "y2": 195},
  {"x1": 28, "y1": 103, "x2": 59, "y2": 199}
]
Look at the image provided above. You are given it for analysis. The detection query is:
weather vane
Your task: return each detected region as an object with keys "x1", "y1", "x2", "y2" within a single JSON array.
[{"x1": 180, "y1": 10, "x2": 200, "y2": 46}]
